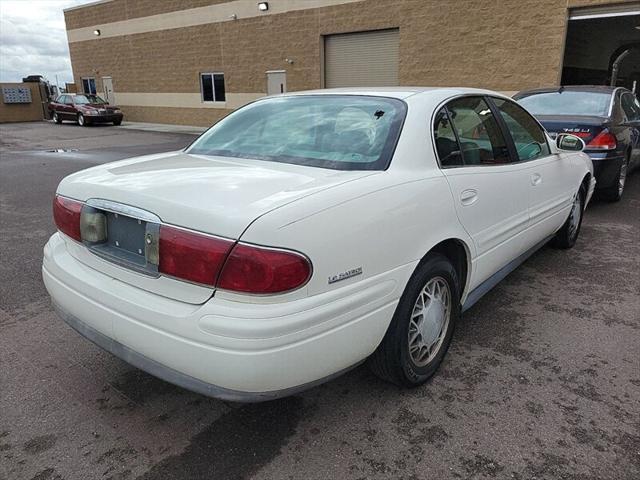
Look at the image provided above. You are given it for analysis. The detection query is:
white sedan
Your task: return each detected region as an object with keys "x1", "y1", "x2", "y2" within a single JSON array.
[{"x1": 43, "y1": 88, "x2": 595, "y2": 401}]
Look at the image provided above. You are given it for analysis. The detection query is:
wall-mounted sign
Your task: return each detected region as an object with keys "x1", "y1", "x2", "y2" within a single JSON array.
[{"x1": 2, "y1": 87, "x2": 32, "y2": 104}]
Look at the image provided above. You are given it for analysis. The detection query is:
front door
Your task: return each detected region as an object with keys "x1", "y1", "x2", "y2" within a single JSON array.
[
  {"x1": 102, "y1": 77, "x2": 114, "y2": 104},
  {"x1": 266, "y1": 70, "x2": 286, "y2": 96},
  {"x1": 436, "y1": 96, "x2": 530, "y2": 291},
  {"x1": 490, "y1": 96, "x2": 575, "y2": 250}
]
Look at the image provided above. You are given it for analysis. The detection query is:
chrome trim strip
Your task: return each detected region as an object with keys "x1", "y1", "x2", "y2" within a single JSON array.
[
  {"x1": 86, "y1": 198, "x2": 162, "y2": 224},
  {"x1": 53, "y1": 301, "x2": 362, "y2": 403},
  {"x1": 462, "y1": 235, "x2": 553, "y2": 313}
]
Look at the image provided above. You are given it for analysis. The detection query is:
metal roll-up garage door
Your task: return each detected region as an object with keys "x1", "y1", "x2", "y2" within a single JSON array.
[{"x1": 324, "y1": 29, "x2": 399, "y2": 88}]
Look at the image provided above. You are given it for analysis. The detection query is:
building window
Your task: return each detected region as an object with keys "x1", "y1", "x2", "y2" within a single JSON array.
[
  {"x1": 82, "y1": 77, "x2": 96, "y2": 95},
  {"x1": 200, "y1": 73, "x2": 225, "y2": 102}
]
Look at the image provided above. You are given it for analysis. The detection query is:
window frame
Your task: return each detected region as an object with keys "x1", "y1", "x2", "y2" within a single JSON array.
[
  {"x1": 200, "y1": 72, "x2": 226, "y2": 103},
  {"x1": 81, "y1": 77, "x2": 97, "y2": 95},
  {"x1": 432, "y1": 94, "x2": 553, "y2": 170}
]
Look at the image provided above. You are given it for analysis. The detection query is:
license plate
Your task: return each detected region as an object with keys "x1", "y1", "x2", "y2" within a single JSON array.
[{"x1": 106, "y1": 212, "x2": 146, "y2": 259}]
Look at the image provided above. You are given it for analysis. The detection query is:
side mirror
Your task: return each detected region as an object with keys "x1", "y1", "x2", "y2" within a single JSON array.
[{"x1": 556, "y1": 134, "x2": 585, "y2": 152}]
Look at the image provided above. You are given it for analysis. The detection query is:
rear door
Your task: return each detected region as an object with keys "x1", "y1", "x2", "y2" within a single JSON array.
[
  {"x1": 490, "y1": 97, "x2": 576, "y2": 249},
  {"x1": 437, "y1": 96, "x2": 530, "y2": 290}
]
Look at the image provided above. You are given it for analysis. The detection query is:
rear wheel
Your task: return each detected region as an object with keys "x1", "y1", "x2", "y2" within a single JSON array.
[
  {"x1": 601, "y1": 153, "x2": 628, "y2": 202},
  {"x1": 53, "y1": 112, "x2": 62, "y2": 124},
  {"x1": 551, "y1": 185, "x2": 585, "y2": 249},
  {"x1": 368, "y1": 253, "x2": 460, "y2": 387}
]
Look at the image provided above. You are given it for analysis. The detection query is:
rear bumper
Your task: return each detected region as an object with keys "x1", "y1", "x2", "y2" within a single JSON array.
[
  {"x1": 43, "y1": 233, "x2": 404, "y2": 401},
  {"x1": 586, "y1": 151, "x2": 623, "y2": 190}
]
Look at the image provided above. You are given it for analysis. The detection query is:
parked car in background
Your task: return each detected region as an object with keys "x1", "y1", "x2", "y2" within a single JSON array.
[
  {"x1": 49, "y1": 93, "x2": 123, "y2": 127},
  {"x1": 43, "y1": 88, "x2": 594, "y2": 401},
  {"x1": 514, "y1": 86, "x2": 640, "y2": 201}
]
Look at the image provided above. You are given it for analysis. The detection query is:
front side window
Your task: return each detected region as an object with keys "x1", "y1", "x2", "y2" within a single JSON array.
[
  {"x1": 621, "y1": 93, "x2": 640, "y2": 121},
  {"x1": 492, "y1": 98, "x2": 550, "y2": 161},
  {"x1": 444, "y1": 96, "x2": 511, "y2": 165},
  {"x1": 187, "y1": 95, "x2": 406, "y2": 170},
  {"x1": 201, "y1": 73, "x2": 226, "y2": 102},
  {"x1": 82, "y1": 78, "x2": 96, "y2": 95}
]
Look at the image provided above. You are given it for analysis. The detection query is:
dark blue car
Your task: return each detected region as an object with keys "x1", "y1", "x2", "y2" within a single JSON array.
[{"x1": 514, "y1": 86, "x2": 640, "y2": 201}]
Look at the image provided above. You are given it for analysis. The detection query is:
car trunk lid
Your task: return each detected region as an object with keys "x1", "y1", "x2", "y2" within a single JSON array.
[
  {"x1": 57, "y1": 151, "x2": 376, "y2": 304},
  {"x1": 537, "y1": 115, "x2": 609, "y2": 146}
]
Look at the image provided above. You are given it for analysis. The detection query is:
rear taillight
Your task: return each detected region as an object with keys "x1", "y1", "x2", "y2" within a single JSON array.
[
  {"x1": 52, "y1": 196, "x2": 312, "y2": 293},
  {"x1": 158, "y1": 225, "x2": 233, "y2": 286},
  {"x1": 218, "y1": 243, "x2": 312, "y2": 294},
  {"x1": 53, "y1": 195, "x2": 82, "y2": 241},
  {"x1": 587, "y1": 130, "x2": 617, "y2": 150}
]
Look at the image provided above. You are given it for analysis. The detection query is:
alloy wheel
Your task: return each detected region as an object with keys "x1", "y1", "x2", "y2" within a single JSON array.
[{"x1": 408, "y1": 276, "x2": 451, "y2": 367}]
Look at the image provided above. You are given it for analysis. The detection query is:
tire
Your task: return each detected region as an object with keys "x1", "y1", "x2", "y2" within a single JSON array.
[
  {"x1": 113, "y1": 120, "x2": 122, "y2": 126},
  {"x1": 551, "y1": 184, "x2": 585, "y2": 249},
  {"x1": 368, "y1": 253, "x2": 460, "y2": 387},
  {"x1": 600, "y1": 153, "x2": 629, "y2": 202},
  {"x1": 53, "y1": 112, "x2": 62, "y2": 124},
  {"x1": 77, "y1": 114, "x2": 88, "y2": 127}
]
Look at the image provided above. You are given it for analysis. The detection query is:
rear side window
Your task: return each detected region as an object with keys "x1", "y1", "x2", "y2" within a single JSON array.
[
  {"x1": 443, "y1": 96, "x2": 511, "y2": 165},
  {"x1": 434, "y1": 108, "x2": 463, "y2": 167},
  {"x1": 491, "y1": 98, "x2": 550, "y2": 161}
]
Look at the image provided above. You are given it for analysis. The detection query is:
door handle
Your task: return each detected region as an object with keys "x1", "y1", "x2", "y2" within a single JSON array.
[
  {"x1": 531, "y1": 173, "x2": 542, "y2": 186},
  {"x1": 460, "y1": 189, "x2": 478, "y2": 206}
]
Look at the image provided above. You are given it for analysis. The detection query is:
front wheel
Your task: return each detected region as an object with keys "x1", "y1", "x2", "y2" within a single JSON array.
[
  {"x1": 551, "y1": 185, "x2": 585, "y2": 249},
  {"x1": 113, "y1": 120, "x2": 122, "y2": 126},
  {"x1": 368, "y1": 253, "x2": 460, "y2": 387},
  {"x1": 53, "y1": 112, "x2": 62, "y2": 124},
  {"x1": 77, "y1": 114, "x2": 88, "y2": 127}
]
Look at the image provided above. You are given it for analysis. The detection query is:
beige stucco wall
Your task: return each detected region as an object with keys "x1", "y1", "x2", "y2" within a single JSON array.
[
  {"x1": 64, "y1": 0, "x2": 639, "y2": 126},
  {"x1": 0, "y1": 83, "x2": 45, "y2": 123}
]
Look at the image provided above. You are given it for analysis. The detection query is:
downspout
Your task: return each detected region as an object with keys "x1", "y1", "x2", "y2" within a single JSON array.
[{"x1": 610, "y1": 49, "x2": 630, "y2": 87}]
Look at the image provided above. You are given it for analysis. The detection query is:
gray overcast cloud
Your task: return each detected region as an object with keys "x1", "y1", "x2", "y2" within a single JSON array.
[{"x1": 0, "y1": 0, "x2": 95, "y2": 86}]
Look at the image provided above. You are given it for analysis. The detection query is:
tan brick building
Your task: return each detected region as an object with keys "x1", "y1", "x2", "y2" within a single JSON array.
[{"x1": 64, "y1": 0, "x2": 640, "y2": 126}]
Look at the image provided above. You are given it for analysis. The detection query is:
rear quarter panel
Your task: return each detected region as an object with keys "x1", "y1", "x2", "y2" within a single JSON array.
[{"x1": 237, "y1": 170, "x2": 474, "y2": 302}]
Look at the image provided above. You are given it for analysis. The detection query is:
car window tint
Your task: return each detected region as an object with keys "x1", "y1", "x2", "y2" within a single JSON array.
[
  {"x1": 621, "y1": 93, "x2": 640, "y2": 121},
  {"x1": 492, "y1": 97, "x2": 550, "y2": 161},
  {"x1": 433, "y1": 108, "x2": 463, "y2": 167},
  {"x1": 516, "y1": 91, "x2": 611, "y2": 116},
  {"x1": 446, "y1": 96, "x2": 511, "y2": 165}
]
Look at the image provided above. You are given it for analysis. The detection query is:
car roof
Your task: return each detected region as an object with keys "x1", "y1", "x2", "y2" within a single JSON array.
[
  {"x1": 515, "y1": 85, "x2": 624, "y2": 97},
  {"x1": 282, "y1": 86, "x2": 509, "y2": 101}
]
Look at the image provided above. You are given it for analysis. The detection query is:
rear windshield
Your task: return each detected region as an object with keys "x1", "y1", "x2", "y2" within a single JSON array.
[
  {"x1": 516, "y1": 91, "x2": 611, "y2": 117},
  {"x1": 186, "y1": 95, "x2": 406, "y2": 170}
]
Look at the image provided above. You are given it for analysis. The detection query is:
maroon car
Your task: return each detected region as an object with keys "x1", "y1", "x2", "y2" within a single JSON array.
[{"x1": 49, "y1": 94, "x2": 123, "y2": 126}]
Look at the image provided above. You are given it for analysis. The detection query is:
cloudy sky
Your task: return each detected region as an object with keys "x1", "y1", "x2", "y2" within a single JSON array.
[{"x1": 0, "y1": 0, "x2": 95, "y2": 86}]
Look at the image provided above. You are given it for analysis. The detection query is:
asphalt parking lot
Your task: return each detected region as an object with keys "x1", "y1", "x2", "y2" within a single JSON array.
[{"x1": 1, "y1": 121, "x2": 639, "y2": 480}]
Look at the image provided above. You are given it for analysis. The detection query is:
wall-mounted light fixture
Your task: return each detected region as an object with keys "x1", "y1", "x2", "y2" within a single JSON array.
[
  {"x1": 258, "y1": 2, "x2": 269, "y2": 12},
  {"x1": 93, "y1": 29, "x2": 101, "y2": 36},
  {"x1": 284, "y1": 58, "x2": 294, "y2": 65},
  {"x1": 229, "y1": 13, "x2": 238, "y2": 20}
]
